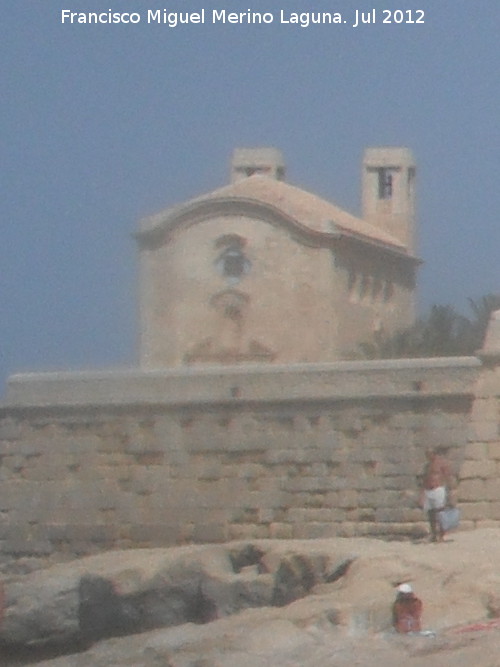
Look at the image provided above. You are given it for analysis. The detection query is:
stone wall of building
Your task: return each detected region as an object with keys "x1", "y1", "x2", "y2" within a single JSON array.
[
  {"x1": 459, "y1": 313, "x2": 500, "y2": 525},
  {"x1": 1, "y1": 348, "x2": 498, "y2": 559}
]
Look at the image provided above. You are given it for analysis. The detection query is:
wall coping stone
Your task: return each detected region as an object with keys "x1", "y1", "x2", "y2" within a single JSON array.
[
  {"x1": 2, "y1": 357, "x2": 480, "y2": 410},
  {"x1": 477, "y1": 310, "x2": 500, "y2": 364}
]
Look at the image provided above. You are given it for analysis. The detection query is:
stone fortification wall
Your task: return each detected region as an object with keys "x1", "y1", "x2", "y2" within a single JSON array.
[
  {"x1": 1, "y1": 353, "x2": 497, "y2": 559},
  {"x1": 460, "y1": 319, "x2": 500, "y2": 526}
]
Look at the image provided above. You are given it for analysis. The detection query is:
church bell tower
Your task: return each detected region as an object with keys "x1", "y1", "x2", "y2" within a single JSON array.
[{"x1": 362, "y1": 147, "x2": 416, "y2": 254}]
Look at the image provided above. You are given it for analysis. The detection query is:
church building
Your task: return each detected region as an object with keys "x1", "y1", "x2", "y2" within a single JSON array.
[{"x1": 135, "y1": 147, "x2": 420, "y2": 367}]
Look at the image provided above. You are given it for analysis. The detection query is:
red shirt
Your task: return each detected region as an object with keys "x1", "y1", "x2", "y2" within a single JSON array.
[{"x1": 393, "y1": 593, "x2": 423, "y2": 633}]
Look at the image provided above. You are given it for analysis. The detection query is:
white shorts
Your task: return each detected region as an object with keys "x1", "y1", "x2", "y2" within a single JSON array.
[{"x1": 423, "y1": 486, "x2": 446, "y2": 512}]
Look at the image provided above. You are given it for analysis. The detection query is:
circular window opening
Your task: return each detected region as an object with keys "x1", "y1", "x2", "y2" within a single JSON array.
[{"x1": 216, "y1": 247, "x2": 251, "y2": 282}]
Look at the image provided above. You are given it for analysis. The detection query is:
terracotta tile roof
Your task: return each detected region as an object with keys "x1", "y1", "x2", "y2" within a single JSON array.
[
  {"x1": 201, "y1": 176, "x2": 407, "y2": 249},
  {"x1": 140, "y1": 175, "x2": 409, "y2": 254}
]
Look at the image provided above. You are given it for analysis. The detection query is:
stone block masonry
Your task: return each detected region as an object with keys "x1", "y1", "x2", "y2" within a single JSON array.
[
  {"x1": 459, "y1": 315, "x2": 500, "y2": 527},
  {"x1": 0, "y1": 346, "x2": 498, "y2": 559}
]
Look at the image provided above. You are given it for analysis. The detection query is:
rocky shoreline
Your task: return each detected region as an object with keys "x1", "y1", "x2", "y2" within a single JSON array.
[{"x1": 2, "y1": 529, "x2": 500, "y2": 665}]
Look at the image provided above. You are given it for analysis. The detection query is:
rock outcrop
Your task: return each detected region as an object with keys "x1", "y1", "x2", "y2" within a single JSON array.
[
  {"x1": 0, "y1": 540, "x2": 354, "y2": 652},
  {"x1": 3, "y1": 530, "x2": 500, "y2": 665}
]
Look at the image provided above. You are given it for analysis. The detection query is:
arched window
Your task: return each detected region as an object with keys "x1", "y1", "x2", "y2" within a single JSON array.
[{"x1": 378, "y1": 168, "x2": 393, "y2": 199}]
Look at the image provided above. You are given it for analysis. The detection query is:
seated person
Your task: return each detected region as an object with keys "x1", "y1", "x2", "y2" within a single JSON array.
[{"x1": 392, "y1": 583, "x2": 423, "y2": 633}]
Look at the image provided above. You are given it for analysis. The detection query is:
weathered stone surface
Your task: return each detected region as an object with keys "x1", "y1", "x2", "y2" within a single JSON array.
[
  {"x1": 458, "y1": 479, "x2": 487, "y2": 502},
  {"x1": 465, "y1": 442, "x2": 489, "y2": 460},
  {"x1": 460, "y1": 460, "x2": 495, "y2": 480},
  {"x1": 459, "y1": 502, "x2": 491, "y2": 521},
  {"x1": 4, "y1": 531, "x2": 500, "y2": 666},
  {"x1": 486, "y1": 502, "x2": 500, "y2": 521},
  {"x1": 467, "y1": 420, "x2": 499, "y2": 442},
  {"x1": 2, "y1": 572, "x2": 80, "y2": 646},
  {"x1": 487, "y1": 442, "x2": 500, "y2": 460},
  {"x1": 0, "y1": 540, "x2": 356, "y2": 653}
]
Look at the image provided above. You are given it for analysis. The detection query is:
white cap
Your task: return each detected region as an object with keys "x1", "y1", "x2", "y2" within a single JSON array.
[{"x1": 398, "y1": 583, "x2": 412, "y2": 594}]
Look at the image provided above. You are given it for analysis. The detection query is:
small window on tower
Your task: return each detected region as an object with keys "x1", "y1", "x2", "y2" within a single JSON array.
[{"x1": 378, "y1": 168, "x2": 393, "y2": 199}]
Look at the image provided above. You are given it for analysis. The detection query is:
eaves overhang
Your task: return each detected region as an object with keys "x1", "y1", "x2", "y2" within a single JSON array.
[{"x1": 134, "y1": 196, "x2": 421, "y2": 263}]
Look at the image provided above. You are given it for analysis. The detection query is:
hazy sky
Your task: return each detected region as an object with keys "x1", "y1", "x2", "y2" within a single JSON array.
[{"x1": 2, "y1": 0, "x2": 499, "y2": 393}]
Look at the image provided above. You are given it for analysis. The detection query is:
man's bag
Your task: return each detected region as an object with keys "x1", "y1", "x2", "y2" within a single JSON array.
[{"x1": 438, "y1": 507, "x2": 460, "y2": 532}]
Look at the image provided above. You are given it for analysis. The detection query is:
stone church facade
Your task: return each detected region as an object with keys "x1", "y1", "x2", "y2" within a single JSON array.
[{"x1": 136, "y1": 147, "x2": 419, "y2": 367}]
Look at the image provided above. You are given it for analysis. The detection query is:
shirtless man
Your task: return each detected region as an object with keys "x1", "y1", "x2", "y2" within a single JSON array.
[{"x1": 420, "y1": 447, "x2": 455, "y2": 542}]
